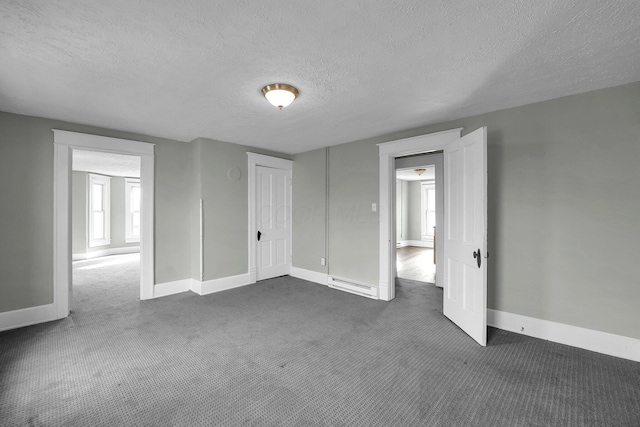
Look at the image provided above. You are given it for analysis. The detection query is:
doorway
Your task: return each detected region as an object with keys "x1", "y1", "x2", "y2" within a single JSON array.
[
  {"x1": 71, "y1": 150, "x2": 142, "y2": 312},
  {"x1": 395, "y1": 153, "x2": 443, "y2": 286},
  {"x1": 53, "y1": 130, "x2": 155, "y2": 320},
  {"x1": 378, "y1": 127, "x2": 488, "y2": 346}
]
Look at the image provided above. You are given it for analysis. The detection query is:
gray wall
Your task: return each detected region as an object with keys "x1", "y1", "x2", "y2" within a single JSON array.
[
  {"x1": 0, "y1": 110, "x2": 290, "y2": 314},
  {"x1": 2, "y1": 81, "x2": 638, "y2": 340},
  {"x1": 191, "y1": 138, "x2": 291, "y2": 281},
  {"x1": 0, "y1": 111, "x2": 191, "y2": 313},
  {"x1": 72, "y1": 171, "x2": 88, "y2": 254},
  {"x1": 292, "y1": 148, "x2": 327, "y2": 273},
  {"x1": 109, "y1": 177, "x2": 136, "y2": 249},
  {"x1": 189, "y1": 138, "x2": 203, "y2": 280},
  {"x1": 406, "y1": 181, "x2": 423, "y2": 241},
  {"x1": 401, "y1": 181, "x2": 409, "y2": 241},
  {"x1": 72, "y1": 172, "x2": 139, "y2": 255},
  {"x1": 293, "y1": 140, "x2": 380, "y2": 284},
  {"x1": 292, "y1": 81, "x2": 640, "y2": 340},
  {"x1": 396, "y1": 180, "x2": 410, "y2": 241},
  {"x1": 327, "y1": 139, "x2": 380, "y2": 285}
]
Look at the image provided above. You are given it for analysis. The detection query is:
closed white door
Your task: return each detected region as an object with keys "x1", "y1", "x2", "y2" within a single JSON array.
[
  {"x1": 443, "y1": 127, "x2": 488, "y2": 346},
  {"x1": 256, "y1": 166, "x2": 291, "y2": 280}
]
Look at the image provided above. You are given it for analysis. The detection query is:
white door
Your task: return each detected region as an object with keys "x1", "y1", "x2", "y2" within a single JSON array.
[
  {"x1": 443, "y1": 127, "x2": 488, "y2": 345},
  {"x1": 256, "y1": 166, "x2": 291, "y2": 280}
]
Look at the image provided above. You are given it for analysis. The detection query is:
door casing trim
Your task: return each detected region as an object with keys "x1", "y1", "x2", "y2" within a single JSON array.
[
  {"x1": 377, "y1": 128, "x2": 462, "y2": 301},
  {"x1": 53, "y1": 130, "x2": 155, "y2": 319}
]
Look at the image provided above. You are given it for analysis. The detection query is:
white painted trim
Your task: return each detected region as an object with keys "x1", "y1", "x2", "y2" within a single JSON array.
[
  {"x1": 191, "y1": 273, "x2": 252, "y2": 296},
  {"x1": 72, "y1": 246, "x2": 140, "y2": 261},
  {"x1": 488, "y1": 309, "x2": 640, "y2": 363},
  {"x1": 378, "y1": 129, "x2": 463, "y2": 301},
  {"x1": 247, "y1": 153, "x2": 293, "y2": 284},
  {"x1": 144, "y1": 274, "x2": 256, "y2": 299},
  {"x1": 397, "y1": 240, "x2": 432, "y2": 248},
  {"x1": 153, "y1": 279, "x2": 192, "y2": 298},
  {"x1": 53, "y1": 130, "x2": 155, "y2": 317},
  {"x1": 247, "y1": 152, "x2": 293, "y2": 170},
  {"x1": 290, "y1": 267, "x2": 328, "y2": 286},
  {"x1": 199, "y1": 199, "x2": 204, "y2": 281},
  {"x1": 0, "y1": 303, "x2": 56, "y2": 332},
  {"x1": 328, "y1": 276, "x2": 379, "y2": 299},
  {"x1": 52, "y1": 129, "x2": 154, "y2": 156},
  {"x1": 53, "y1": 140, "x2": 72, "y2": 319},
  {"x1": 139, "y1": 153, "x2": 155, "y2": 300}
]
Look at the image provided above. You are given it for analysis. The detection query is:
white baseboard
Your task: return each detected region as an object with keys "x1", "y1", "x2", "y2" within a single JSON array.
[
  {"x1": 153, "y1": 279, "x2": 191, "y2": 298},
  {"x1": 73, "y1": 246, "x2": 140, "y2": 261},
  {"x1": 290, "y1": 267, "x2": 328, "y2": 286},
  {"x1": 488, "y1": 309, "x2": 640, "y2": 363},
  {"x1": 0, "y1": 303, "x2": 56, "y2": 332},
  {"x1": 397, "y1": 240, "x2": 433, "y2": 248},
  {"x1": 152, "y1": 274, "x2": 254, "y2": 299},
  {"x1": 0, "y1": 272, "x2": 254, "y2": 332},
  {"x1": 191, "y1": 273, "x2": 252, "y2": 296}
]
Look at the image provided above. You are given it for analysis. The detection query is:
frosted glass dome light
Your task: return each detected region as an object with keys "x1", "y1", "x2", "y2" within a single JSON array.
[{"x1": 261, "y1": 84, "x2": 299, "y2": 109}]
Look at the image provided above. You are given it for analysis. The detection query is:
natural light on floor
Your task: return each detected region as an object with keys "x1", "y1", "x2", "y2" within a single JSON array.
[{"x1": 74, "y1": 253, "x2": 140, "y2": 270}]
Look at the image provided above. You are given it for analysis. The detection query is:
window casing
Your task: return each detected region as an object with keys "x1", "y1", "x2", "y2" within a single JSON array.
[
  {"x1": 88, "y1": 174, "x2": 111, "y2": 247},
  {"x1": 125, "y1": 178, "x2": 141, "y2": 243}
]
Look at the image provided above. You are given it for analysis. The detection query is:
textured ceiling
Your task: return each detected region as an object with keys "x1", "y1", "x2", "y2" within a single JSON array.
[
  {"x1": 1, "y1": 1, "x2": 639, "y2": 154},
  {"x1": 73, "y1": 149, "x2": 140, "y2": 178}
]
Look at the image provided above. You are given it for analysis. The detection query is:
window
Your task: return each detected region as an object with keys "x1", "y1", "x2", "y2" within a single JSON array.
[
  {"x1": 125, "y1": 178, "x2": 141, "y2": 243},
  {"x1": 421, "y1": 181, "x2": 436, "y2": 241},
  {"x1": 88, "y1": 174, "x2": 111, "y2": 247}
]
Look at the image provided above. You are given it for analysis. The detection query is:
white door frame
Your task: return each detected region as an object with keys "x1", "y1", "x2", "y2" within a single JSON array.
[
  {"x1": 247, "y1": 153, "x2": 293, "y2": 284},
  {"x1": 378, "y1": 128, "x2": 463, "y2": 301},
  {"x1": 53, "y1": 130, "x2": 155, "y2": 319}
]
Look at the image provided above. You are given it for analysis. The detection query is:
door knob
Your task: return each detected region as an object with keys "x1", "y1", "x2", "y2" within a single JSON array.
[
  {"x1": 257, "y1": 231, "x2": 262, "y2": 241},
  {"x1": 473, "y1": 249, "x2": 481, "y2": 268}
]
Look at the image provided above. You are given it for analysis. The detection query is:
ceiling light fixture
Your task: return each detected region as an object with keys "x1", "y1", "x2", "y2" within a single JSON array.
[
  {"x1": 261, "y1": 83, "x2": 299, "y2": 110},
  {"x1": 414, "y1": 168, "x2": 426, "y2": 176}
]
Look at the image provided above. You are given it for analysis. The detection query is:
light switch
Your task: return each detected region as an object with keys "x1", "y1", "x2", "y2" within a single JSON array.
[{"x1": 371, "y1": 202, "x2": 377, "y2": 212}]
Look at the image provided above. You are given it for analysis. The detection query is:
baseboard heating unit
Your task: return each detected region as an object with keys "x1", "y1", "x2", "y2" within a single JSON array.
[{"x1": 328, "y1": 276, "x2": 379, "y2": 299}]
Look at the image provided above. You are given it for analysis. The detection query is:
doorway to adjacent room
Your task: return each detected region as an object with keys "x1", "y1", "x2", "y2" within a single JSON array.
[
  {"x1": 395, "y1": 154, "x2": 443, "y2": 286},
  {"x1": 71, "y1": 149, "x2": 142, "y2": 313},
  {"x1": 53, "y1": 130, "x2": 155, "y2": 319}
]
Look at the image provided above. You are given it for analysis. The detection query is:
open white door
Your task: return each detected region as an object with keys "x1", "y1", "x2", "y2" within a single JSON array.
[
  {"x1": 443, "y1": 127, "x2": 488, "y2": 346},
  {"x1": 256, "y1": 165, "x2": 291, "y2": 280}
]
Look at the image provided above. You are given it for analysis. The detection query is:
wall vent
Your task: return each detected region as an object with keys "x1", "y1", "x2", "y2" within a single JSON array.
[{"x1": 328, "y1": 276, "x2": 379, "y2": 299}]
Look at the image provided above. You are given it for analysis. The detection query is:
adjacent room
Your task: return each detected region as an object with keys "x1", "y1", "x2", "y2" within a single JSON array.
[
  {"x1": 71, "y1": 150, "x2": 143, "y2": 312},
  {"x1": 1, "y1": 1, "x2": 639, "y2": 425},
  {"x1": 395, "y1": 152, "x2": 443, "y2": 286}
]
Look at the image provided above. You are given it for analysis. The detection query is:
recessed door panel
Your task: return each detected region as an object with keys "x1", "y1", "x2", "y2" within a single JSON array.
[
  {"x1": 443, "y1": 127, "x2": 488, "y2": 346},
  {"x1": 256, "y1": 166, "x2": 291, "y2": 280}
]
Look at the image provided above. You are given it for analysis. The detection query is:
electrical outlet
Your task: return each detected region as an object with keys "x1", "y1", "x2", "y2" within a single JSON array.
[{"x1": 320, "y1": 257, "x2": 326, "y2": 266}]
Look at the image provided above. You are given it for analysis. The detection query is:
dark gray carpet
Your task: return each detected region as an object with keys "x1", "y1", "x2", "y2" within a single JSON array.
[{"x1": 1, "y1": 255, "x2": 639, "y2": 426}]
